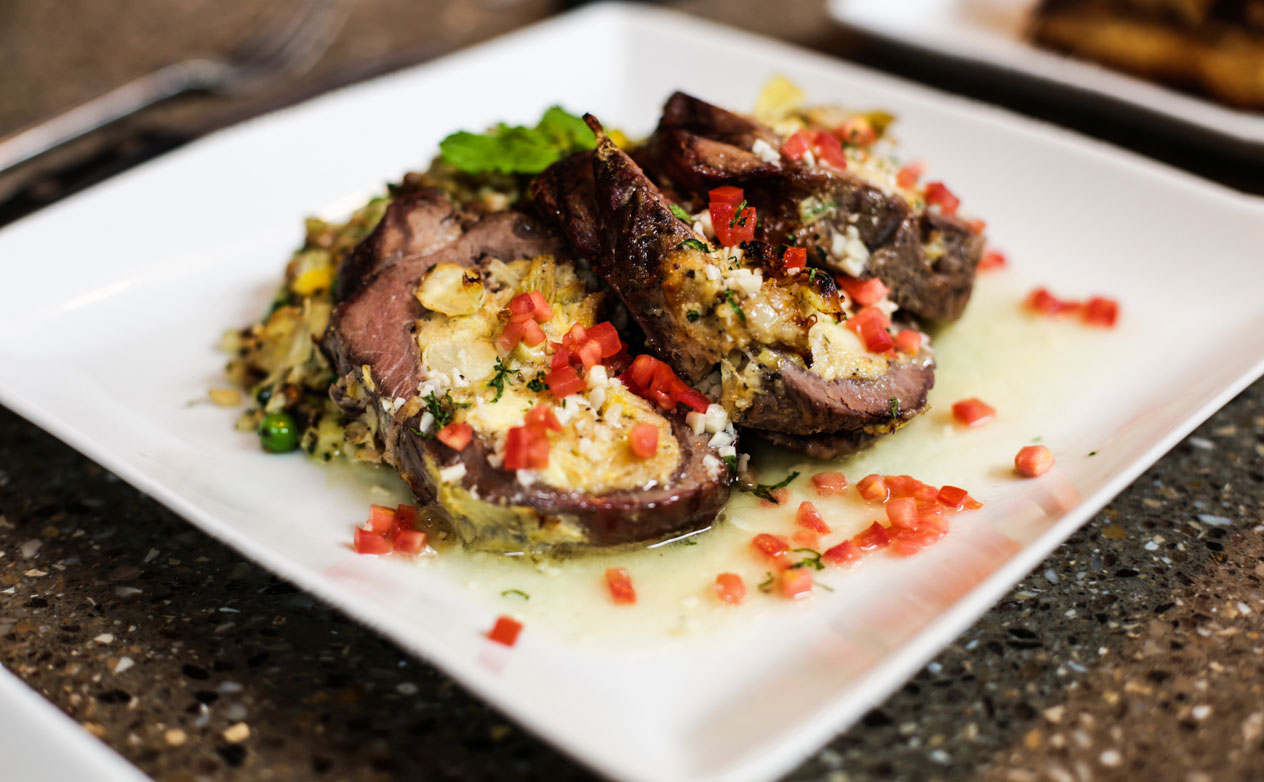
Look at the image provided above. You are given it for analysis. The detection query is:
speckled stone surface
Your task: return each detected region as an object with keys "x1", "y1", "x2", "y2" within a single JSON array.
[{"x1": 3, "y1": 1, "x2": 1264, "y2": 781}]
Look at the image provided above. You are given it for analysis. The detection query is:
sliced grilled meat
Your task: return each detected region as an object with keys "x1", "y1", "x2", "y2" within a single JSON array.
[
  {"x1": 645, "y1": 92, "x2": 984, "y2": 322},
  {"x1": 533, "y1": 121, "x2": 934, "y2": 442},
  {"x1": 322, "y1": 195, "x2": 729, "y2": 553}
]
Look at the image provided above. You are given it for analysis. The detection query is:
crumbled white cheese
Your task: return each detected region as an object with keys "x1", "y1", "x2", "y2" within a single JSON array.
[
  {"x1": 702, "y1": 454, "x2": 723, "y2": 479},
  {"x1": 751, "y1": 138, "x2": 780, "y2": 164},
  {"x1": 718, "y1": 444, "x2": 737, "y2": 459},
  {"x1": 737, "y1": 453, "x2": 751, "y2": 473},
  {"x1": 831, "y1": 224, "x2": 870, "y2": 277},
  {"x1": 587, "y1": 384, "x2": 607, "y2": 410},
  {"x1": 586, "y1": 365, "x2": 608, "y2": 389},
  {"x1": 516, "y1": 469, "x2": 540, "y2": 486},
  {"x1": 554, "y1": 402, "x2": 575, "y2": 425},
  {"x1": 802, "y1": 149, "x2": 817, "y2": 167},
  {"x1": 700, "y1": 403, "x2": 730, "y2": 434},
  {"x1": 704, "y1": 264, "x2": 722, "y2": 282},
  {"x1": 604, "y1": 402, "x2": 623, "y2": 423},
  {"x1": 438, "y1": 463, "x2": 467, "y2": 483},
  {"x1": 695, "y1": 210, "x2": 714, "y2": 239},
  {"x1": 578, "y1": 436, "x2": 601, "y2": 461},
  {"x1": 686, "y1": 411, "x2": 707, "y2": 436},
  {"x1": 417, "y1": 410, "x2": 435, "y2": 434},
  {"x1": 724, "y1": 267, "x2": 763, "y2": 298},
  {"x1": 709, "y1": 430, "x2": 736, "y2": 449}
]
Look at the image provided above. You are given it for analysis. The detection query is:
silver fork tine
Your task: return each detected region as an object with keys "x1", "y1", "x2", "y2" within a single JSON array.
[{"x1": 0, "y1": 0, "x2": 355, "y2": 174}]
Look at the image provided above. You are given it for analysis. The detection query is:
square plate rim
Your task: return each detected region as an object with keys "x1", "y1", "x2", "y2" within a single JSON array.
[{"x1": 1, "y1": 4, "x2": 1263, "y2": 782}]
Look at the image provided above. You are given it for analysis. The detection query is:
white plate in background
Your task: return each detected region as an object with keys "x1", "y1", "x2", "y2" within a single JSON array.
[
  {"x1": 0, "y1": 4, "x2": 1262, "y2": 781},
  {"x1": 828, "y1": 0, "x2": 1264, "y2": 150}
]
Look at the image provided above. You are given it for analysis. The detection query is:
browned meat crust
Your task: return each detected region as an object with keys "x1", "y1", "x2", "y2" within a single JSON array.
[
  {"x1": 333, "y1": 188, "x2": 462, "y2": 302},
  {"x1": 644, "y1": 92, "x2": 984, "y2": 323}
]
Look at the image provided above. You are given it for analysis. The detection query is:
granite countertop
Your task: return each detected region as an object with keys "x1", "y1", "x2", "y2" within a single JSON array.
[{"x1": 3, "y1": 1, "x2": 1264, "y2": 780}]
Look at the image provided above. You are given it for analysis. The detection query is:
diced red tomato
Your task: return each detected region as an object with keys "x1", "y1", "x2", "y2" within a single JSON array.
[
  {"x1": 894, "y1": 329, "x2": 922, "y2": 354},
  {"x1": 846, "y1": 305, "x2": 891, "y2": 334},
  {"x1": 712, "y1": 202, "x2": 756, "y2": 246},
  {"x1": 885, "y1": 497, "x2": 919, "y2": 530},
  {"x1": 811, "y1": 471, "x2": 848, "y2": 496},
  {"x1": 1025, "y1": 287, "x2": 1080, "y2": 316},
  {"x1": 498, "y1": 316, "x2": 545, "y2": 351},
  {"x1": 952, "y1": 397, "x2": 996, "y2": 427},
  {"x1": 885, "y1": 475, "x2": 938, "y2": 502},
  {"x1": 782, "y1": 246, "x2": 807, "y2": 273},
  {"x1": 836, "y1": 116, "x2": 876, "y2": 146},
  {"x1": 792, "y1": 530, "x2": 821, "y2": 548},
  {"x1": 487, "y1": 615, "x2": 523, "y2": 647},
  {"x1": 795, "y1": 501, "x2": 832, "y2": 534},
  {"x1": 436, "y1": 422, "x2": 473, "y2": 451},
  {"x1": 708, "y1": 185, "x2": 744, "y2": 206},
  {"x1": 751, "y1": 533, "x2": 790, "y2": 566},
  {"x1": 823, "y1": 540, "x2": 861, "y2": 566},
  {"x1": 394, "y1": 504, "x2": 418, "y2": 532},
  {"x1": 778, "y1": 568, "x2": 814, "y2": 599},
  {"x1": 916, "y1": 500, "x2": 946, "y2": 525},
  {"x1": 392, "y1": 529, "x2": 427, "y2": 555},
  {"x1": 508, "y1": 293, "x2": 533, "y2": 316},
  {"x1": 620, "y1": 354, "x2": 710, "y2": 413},
  {"x1": 545, "y1": 365, "x2": 585, "y2": 398},
  {"x1": 629, "y1": 424, "x2": 659, "y2": 459},
  {"x1": 978, "y1": 250, "x2": 1007, "y2": 271},
  {"x1": 605, "y1": 568, "x2": 637, "y2": 604},
  {"x1": 889, "y1": 521, "x2": 947, "y2": 556},
  {"x1": 504, "y1": 426, "x2": 550, "y2": 471},
  {"x1": 836, "y1": 275, "x2": 890, "y2": 307},
  {"x1": 586, "y1": 321, "x2": 623, "y2": 357},
  {"x1": 813, "y1": 130, "x2": 848, "y2": 169},
  {"x1": 713, "y1": 572, "x2": 746, "y2": 604},
  {"x1": 1083, "y1": 297, "x2": 1119, "y2": 327},
  {"x1": 576, "y1": 338, "x2": 604, "y2": 370},
  {"x1": 857, "y1": 474, "x2": 889, "y2": 503},
  {"x1": 368, "y1": 504, "x2": 396, "y2": 534},
  {"x1": 508, "y1": 291, "x2": 553, "y2": 323},
  {"x1": 550, "y1": 344, "x2": 571, "y2": 370},
  {"x1": 354, "y1": 527, "x2": 392, "y2": 555},
  {"x1": 937, "y1": 485, "x2": 972, "y2": 510},
  {"x1": 846, "y1": 305, "x2": 894, "y2": 353},
  {"x1": 896, "y1": 161, "x2": 925, "y2": 189},
  {"x1": 924, "y1": 181, "x2": 960, "y2": 215},
  {"x1": 852, "y1": 521, "x2": 892, "y2": 551},
  {"x1": 781, "y1": 129, "x2": 814, "y2": 161},
  {"x1": 1015, "y1": 445, "x2": 1055, "y2": 477},
  {"x1": 525, "y1": 404, "x2": 562, "y2": 432},
  {"x1": 561, "y1": 323, "x2": 588, "y2": 350},
  {"x1": 966, "y1": 218, "x2": 987, "y2": 235},
  {"x1": 521, "y1": 319, "x2": 546, "y2": 347}
]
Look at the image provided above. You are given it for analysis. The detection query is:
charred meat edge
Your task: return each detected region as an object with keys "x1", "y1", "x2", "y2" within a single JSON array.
[
  {"x1": 321, "y1": 196, "x2": 730, "y2": 551},
  {"x1": 645, "y1": 91, "x2": 983, "y2": 323},
  {"x1": 532, "y1": 118, "x2": 933, "y2": 439}
]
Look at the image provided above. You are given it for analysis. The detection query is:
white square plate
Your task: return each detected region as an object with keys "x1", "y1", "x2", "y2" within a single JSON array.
[
  {"x1": 828, "y1": 0, "x2": 1264, "y2": 150},
  {"x1": 1, "y1": 5, "x2": 1262, "y2": 781}
]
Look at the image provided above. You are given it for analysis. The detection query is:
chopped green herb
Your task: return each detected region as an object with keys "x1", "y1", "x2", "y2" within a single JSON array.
[
  {"x1": 815, "y1": 580, "x2": 835, "y2": 592},
  {"x1": 789, "y1": 547, "x2": 824, "y2": 571},
  {"x1": 1088, "y1": 450, "x2": 1098, "y2": 457},
  {"x1": 889, "y1": 397, "x2": 901, "y2": 425},
  {"x1": 501, "y1": 589, "x2": 530, "y2": 600},
  {"x1": 686, "y1": 310, "x2": 701, "y2": 323},
  {"x1": 807, "y1": 268, "x2": 819, "y2": 284},
  {"x1": 1032, "y1": 435, "x2": 1043, "y2": 443},
  {"x1": 724, "y1": 289, "x2": 747, "y2": 323},
  {"x1": 438, "y1": 105, "x2": 596, "y2": 175},
  {"x1": 722, "y1": 454, "x2": 738, "y2": 472},
  {"x1": 488, "y1": 358, "x2": 514, "y2": 402},
  {"x1": 669, "y1": 204, "x2": 693, "y2": 222},
  {"x1": 420, "y1": 391, "x2": 467, "y2": 436},
  {"x1": 527, "y1": 371, "x2": 549, "y2": 393},
  {"x1": 680, "y1": 237, "x2": 711, "y2": 252},
  {"x1": 673, "y1": 537, "x2": 699, "y2": 547},
  {"x1": 744, "y1": 470, "x2": 800, "y2": 503},
  {"x1": 757, "y1": 572, "x2": 775, "y2": 593},
  {"x1": 729, "y1": 199, "x2": 750, "y2": 228}
]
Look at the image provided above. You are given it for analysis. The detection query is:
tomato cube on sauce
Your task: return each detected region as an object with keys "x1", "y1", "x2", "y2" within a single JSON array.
[
  {"x1": 436, "y1": 422, "x2": 473, "y2": 451},
  {"x1": 778, "y1": 568, "x2": 814, "y2": 599},
  {"x1": 795, "y1": 501, "x2": 832, "y2": 534},
  {"x1": 852, "y1": 522, "x2": 892, "y2": 551},
  {"x1": 487, "y1": 615, "x2": 523, "y2": 647},
  {"x1": 952, "y1": 397, "x2": 996, "y2": 427},
  {"x1": 811, "y1": 471, "x2": 848, "y2": 496},
  {"x1": 605, "y1": 567, "x2": 637, "y2": 604},
  {"x1": 713, "y1": 572, "x2": 746, "y2": 604},
  {"x1": 894, "y1": 329, "x2": 922, "y2": 354},
  {"x1": 885, "y1": 497, "x2": 919, "y2": 529},
  {"x1": 896, "y1": 161, "x2": 925, "y2": 189},
  {"x1": 354, "y1": 527, "x2": 392, "y2": 555},
  {"x1": 856, "y1": 474, "x2": 889, "y2": 503},
  {"x1": 978, "y1": 250, "x2": 1007, "y2": 271},
  {"x1": 823, "y1": 540, "x2": 861, "y2": 566},
  {"x1": 367, "y1": 504, "x2": 396, "y2": 534},
  {"x1": 1083, "y1": 297, "x2": 1119, "y2": 327},
  {"x1": 751, "y1": 533, "x2": 790, "y2": 566},
  {"x1": 392, "y1": 529, "x2": 427, "y2": 555},
  {"x1": 1015, "y1": 445, "x2": 1055, "y2": 477}
]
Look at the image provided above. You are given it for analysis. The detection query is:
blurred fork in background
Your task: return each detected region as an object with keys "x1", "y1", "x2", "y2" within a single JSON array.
[{"x1": 0, "y1": 0, "x2": 355, "y2": 173}]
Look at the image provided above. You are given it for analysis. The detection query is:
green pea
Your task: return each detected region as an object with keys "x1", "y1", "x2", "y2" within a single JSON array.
[{"x1": 259, "y1": 412, "x2": 299, "y2": 453}]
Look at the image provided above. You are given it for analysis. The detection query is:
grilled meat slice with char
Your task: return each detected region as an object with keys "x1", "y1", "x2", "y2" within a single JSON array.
[
  {"x1": 532, "y1": 121, "x2": 934, "y2": 442},
  {"x1": 321, "y1": 194, "x2": 729, "y2": 552},
  {"x1": 644, "y1": 92, "x2": 984, "y2": 323}
]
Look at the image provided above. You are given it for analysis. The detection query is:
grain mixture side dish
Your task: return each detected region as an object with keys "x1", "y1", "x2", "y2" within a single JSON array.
[{"x1": 223, "y1": 82, "x2": 988, "y2": 555}]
